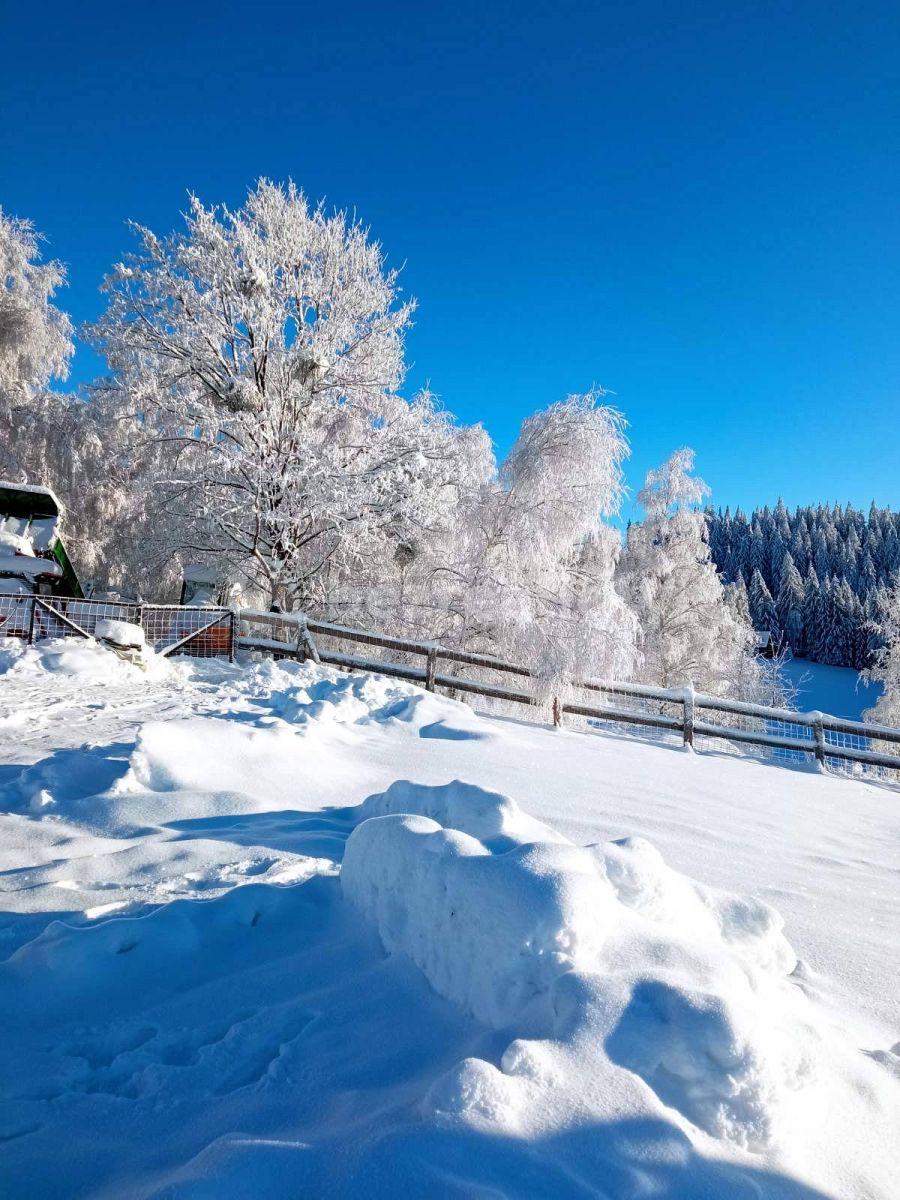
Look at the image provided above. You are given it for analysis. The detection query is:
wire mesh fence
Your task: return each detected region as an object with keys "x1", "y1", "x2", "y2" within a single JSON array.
[
  {"x1": 140, "y1": 606, "x2": 234, "y2": 658},
  {"x1": 574, "y1": 682, "x2": 684, "y2": 746},
  {"x1": 0, "y1": 594, "x2": 34, "y2": 639},
  {"x1": 0, "y1": 594, "x2": 234, "y2": 659},
  {"x1": 693, "y1": 704, "x2": 810, "y2": 765},
  {"x1": 822, "y1": 727, "x2": 891, "y2": 782}
]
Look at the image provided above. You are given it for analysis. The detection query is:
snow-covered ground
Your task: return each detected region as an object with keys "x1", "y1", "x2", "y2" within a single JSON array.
[
  {"x1": 0, "y1": 639, "x2": 897, "y2": 1199},
  {"x1": 780, "y1": 657, "x2": 883, "y2": 721}
]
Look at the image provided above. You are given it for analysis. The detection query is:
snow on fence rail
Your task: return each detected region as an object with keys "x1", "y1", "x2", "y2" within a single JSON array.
[
  {"x1": 239, "y1": 609, "x2": 900, "y2": 782},
  {"x1": 0, "y1": 593, "x2": 235, "y2": 659}
]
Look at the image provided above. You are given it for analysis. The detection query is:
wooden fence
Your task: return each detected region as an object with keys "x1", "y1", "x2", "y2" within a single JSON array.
[{"x1": 238, "y1": 610, "x2": 900, "y2": 779}]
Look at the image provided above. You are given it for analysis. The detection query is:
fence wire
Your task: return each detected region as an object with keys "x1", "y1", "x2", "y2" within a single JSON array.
[
  {"x1": 576, "y1": 682, "x2": 683, "y2": 746},
  {"x1": 0, "y1": 594, "x2": 33, "y2": 639},
  {"x1": 0, "y1": 594, "x2": 233, "y2": 659}
]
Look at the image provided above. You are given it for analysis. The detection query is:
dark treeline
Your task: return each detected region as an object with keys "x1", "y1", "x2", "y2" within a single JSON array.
[{"x1": 706, "y1": 501, "x2": 900, "y2": 670}]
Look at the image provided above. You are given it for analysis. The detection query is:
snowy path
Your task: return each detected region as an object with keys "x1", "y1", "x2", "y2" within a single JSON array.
[{"x1": 0, "y1": 641, "x2": 897, "y2": 1198}]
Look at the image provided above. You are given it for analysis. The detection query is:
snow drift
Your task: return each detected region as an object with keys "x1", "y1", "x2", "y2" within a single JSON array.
[
  {"x1": 0, "y1": 636, "x2": 167, "y2": 682},
  {"x1": 343, "y1": 780, "x2": 897, "y2": 1181},
  {"x1": 1, "y1": 649, "x2": 897, "y2": 1198}
]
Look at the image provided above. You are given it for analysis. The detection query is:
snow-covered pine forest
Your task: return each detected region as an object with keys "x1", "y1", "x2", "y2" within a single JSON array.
[
  {"x1": 2, "y1": 186, "x2": 899, "y2": 722},
  {"x1": 706, "y1": 502, "x2": 900, "y2": 670}
]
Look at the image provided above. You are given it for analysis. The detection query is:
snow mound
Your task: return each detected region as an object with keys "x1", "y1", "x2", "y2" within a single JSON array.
[
  {"x1": 597, "y1": 835, "x2": 797, "y2": 975},
  {"x1": 0, "y1": 636, "x2": 27, "y2": 673},
  {"x1": 342, "y1": 797, "x2": 874, "y2": 1154},
  {"x1": 355, "y1": 778, "x2": 566, "y2": 848},
  {"x1": 266, "y1": 668, "x2": 425, "y2": 727},
  {"x1": 123, "y1": 718, "x2": 296, "y2": 796},
  {"x1": 0, "y1": 636, "x2": 167, "y2": 682},
  {"x1": 343, "y1": 814, "x2": 607, "y2": 1031},
  {"x1": 253, "y1": 658, "x2": 499, "y2": 741},
  {"x1": 95, "y1": 618, "x2": 145, "y2": 649}
]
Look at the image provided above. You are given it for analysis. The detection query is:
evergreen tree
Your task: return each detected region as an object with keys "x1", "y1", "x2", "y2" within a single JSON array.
[
  {"x1": 706, "y1": 500, "x2": 900, "y2": 668},
  {"x1": 748, "y1": 568, "x2": 778, "y2": 638},
  {"x1": 802, "y1": 566, "x2": 822, "y2": 659},
  {"x1": 776, "y1": 552, "x2": 804, "y2": 651}
]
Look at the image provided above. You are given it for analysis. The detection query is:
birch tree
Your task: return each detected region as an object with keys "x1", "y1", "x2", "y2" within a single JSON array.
[
  {"x1": 0, "y1": 210, "x2": 74, "y2": 482},
  {"x1": 389, "y1": 392, "x2": 639, "y2": 698},
  {"x1": 89, "y1": 181, "x2": 468, "y2": 608}
]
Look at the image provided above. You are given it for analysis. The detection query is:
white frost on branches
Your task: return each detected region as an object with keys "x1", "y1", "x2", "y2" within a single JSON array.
[
  {"x1": 865, "y1": 582, "x2": 900, "y2": 727},
  {"x1": 1, "y1": 190, "x2": 789, "y2": 711},
  {"x1": 618, "y1": 448, "x2": 761, "y2": 696},
  {"x1": 385, "y1": 393, "x2": 639, "y2": 698},
  {"x1": 0, "y1": 211, "x2": 74, "y2": 482},
  {"x1": 89, "y1": 180, "x2": 471, "y2": 608}
]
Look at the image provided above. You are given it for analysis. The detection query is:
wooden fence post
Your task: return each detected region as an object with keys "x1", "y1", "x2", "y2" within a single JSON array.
[
  {"x1": 425, "y1": 647, "x2": 437, "y2": 692},
  {"x1": 812, "y1": 712, "x2": 827, "y2": 769},
  {"x1": 302, "y1": 618, "x2": 321, "y2": 664},
  {"x1": 682, "y1": 685, "x2": 695, "y2": 749}
]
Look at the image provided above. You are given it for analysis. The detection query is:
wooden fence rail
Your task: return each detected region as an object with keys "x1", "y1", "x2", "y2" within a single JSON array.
[{"x1": 238, "y1": 609, "x2": 900, "y2": 780}]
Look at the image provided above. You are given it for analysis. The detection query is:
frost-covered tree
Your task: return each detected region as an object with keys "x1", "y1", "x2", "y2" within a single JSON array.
[
  {"x1": 748, "y1": 568, "x2": 778, "y2": 639},
  {"x1": 864, "y1": 583, "x2": 900, "y2": 726},
  {"x1": 385, "y1": 392, "x2": 639, "y2": 701},
  {"x1": 707, "y1": 500, "x2": 900, "y2": 667},
  {"x1": 474, "y1": 394, "x2": 638, "y2": 696},
  {"x1": 0, "y1": 210, "x2": 74, "y2": 482},
  {"x1": 89, "y1": 181, "x2": 468, "y2": 608},
  {"x1": 727, "y1": 572, "x2": 751, "y2": 625},
  {"x1": 619, "y1": 448, "x2": 761, "y2": 696}
]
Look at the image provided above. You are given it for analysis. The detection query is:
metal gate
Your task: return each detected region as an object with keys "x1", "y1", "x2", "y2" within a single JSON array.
[{"x1": 0, "y1": 594, "x2": 235, "y2": 659}]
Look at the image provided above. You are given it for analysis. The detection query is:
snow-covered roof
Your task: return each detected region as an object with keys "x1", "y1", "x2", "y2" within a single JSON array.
[
  {"x1": 182, "y1": 564, "x2": 222, "y2": 584},
  {"x1": 0, "y1": 480, "x2": 64, "y2": 520},
  {"x1": 0, "y1": 552, "x2": 62, "y2": 580}
]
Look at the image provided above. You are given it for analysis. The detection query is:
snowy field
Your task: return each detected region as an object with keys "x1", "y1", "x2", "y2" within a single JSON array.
[
  {"x1": 0, "y1": 640, "x2": 897, "y2": 1199},
  {"x1": 780, "y1": 657, "x2": 883, "y2": 721}
]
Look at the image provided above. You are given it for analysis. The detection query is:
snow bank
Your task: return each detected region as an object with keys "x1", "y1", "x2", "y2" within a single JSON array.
[
  {"x1": 343, "y1": 785, "x2": 895, "y2": 1168},
  {"x1": 254, "y1": 658, "x2": 499, "y2": 742},
  {"x1": 265, "y1": 667, "x2": 424, "y2": 727},
  {"x1": 0, "y1": 636, "x2": 166, "y2": 682}
]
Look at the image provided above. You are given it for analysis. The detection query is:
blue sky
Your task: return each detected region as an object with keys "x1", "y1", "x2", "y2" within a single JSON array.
[{"x1": 4, "y1": 1, "x2": 899, "y2": 520}]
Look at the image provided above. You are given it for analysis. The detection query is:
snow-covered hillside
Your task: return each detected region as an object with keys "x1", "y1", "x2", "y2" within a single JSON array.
[
  {"x1": 0, "y1": 639, "x2": 897, "y2": 1199},
  {"x1": 780, "y1": 657, "x2": 882, "y2": 720}
]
